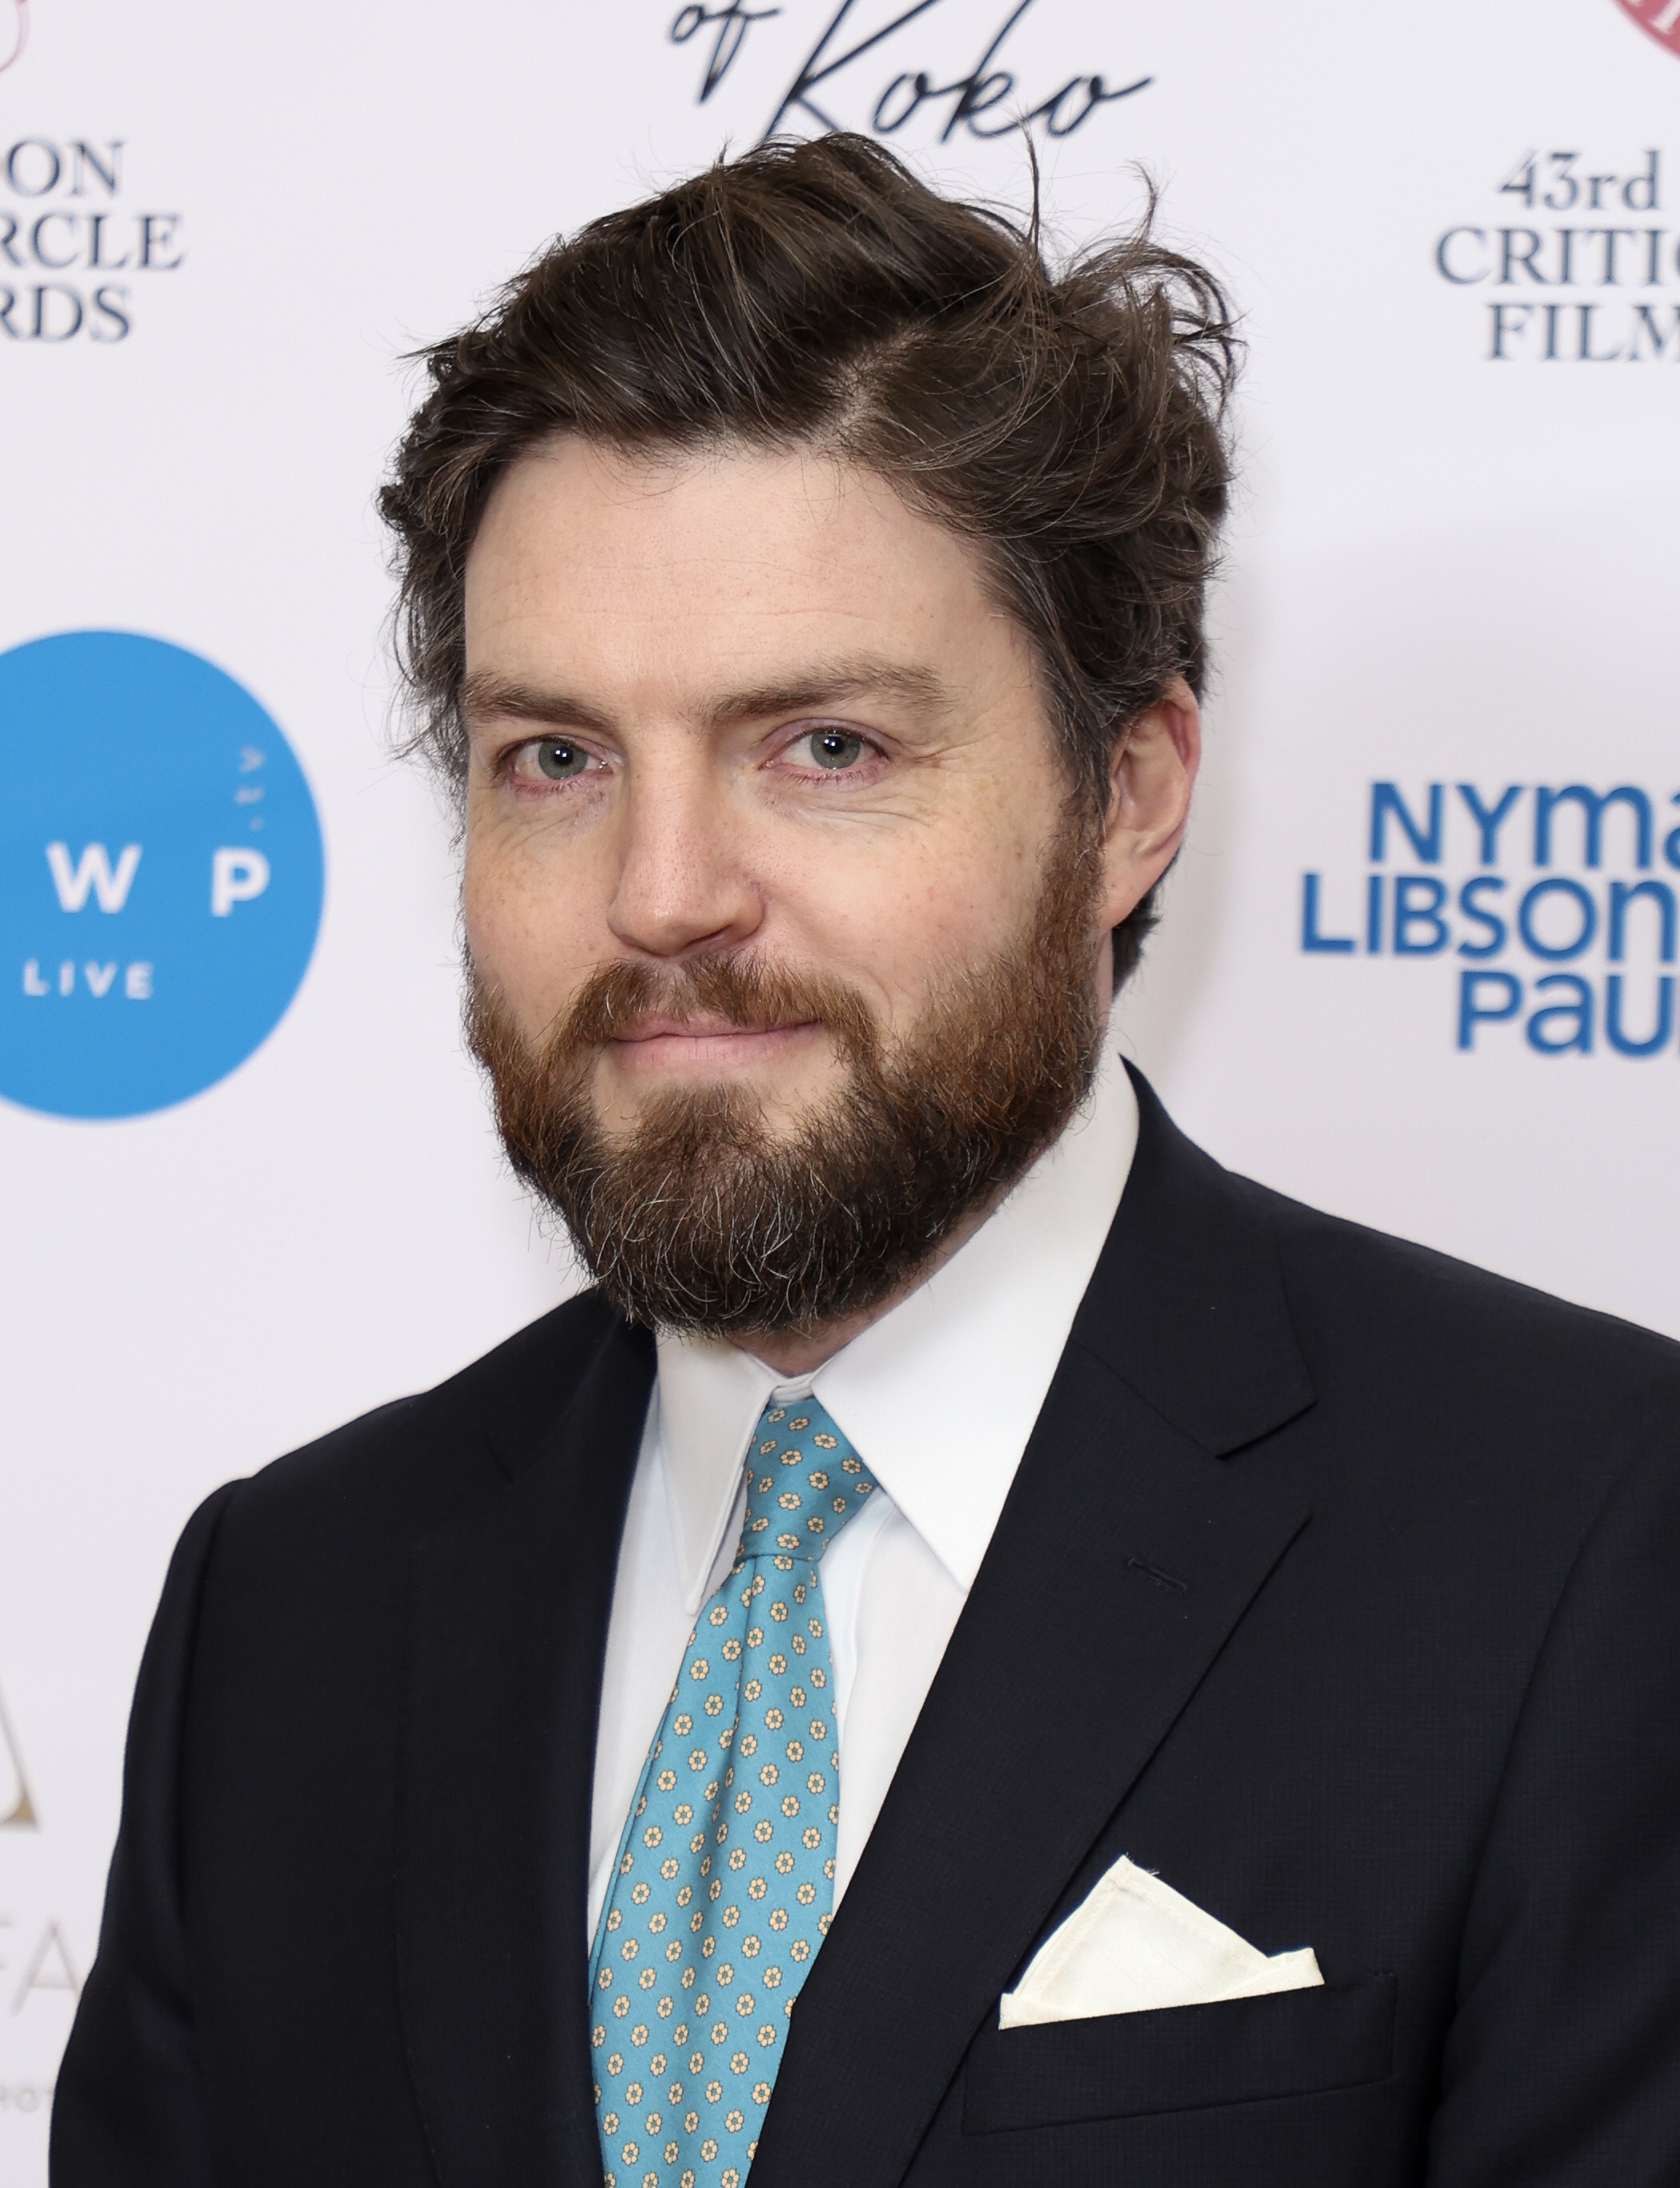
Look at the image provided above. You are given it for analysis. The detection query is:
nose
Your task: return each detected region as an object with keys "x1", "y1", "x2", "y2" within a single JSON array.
[{"x1": 605, "y1": 748, "x2": 763, "y2": 961}]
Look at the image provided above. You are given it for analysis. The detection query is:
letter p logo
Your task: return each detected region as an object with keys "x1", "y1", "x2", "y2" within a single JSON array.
[{"x1": 211, "y1": 847, "x2": 270, "y2": 917}]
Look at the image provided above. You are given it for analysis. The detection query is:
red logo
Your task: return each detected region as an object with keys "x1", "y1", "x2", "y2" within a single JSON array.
[
  {"x1": 0, "y1": 0, "x2": 28, "y2": 74},
  {"x1": 1615, "y1": 0, "x2": 1680, "y2": 57}
]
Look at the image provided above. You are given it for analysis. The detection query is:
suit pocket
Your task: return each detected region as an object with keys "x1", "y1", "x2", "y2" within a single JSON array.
[{"x1": 962, "y1": 1973, "x2": 1396, "y2": 2134}]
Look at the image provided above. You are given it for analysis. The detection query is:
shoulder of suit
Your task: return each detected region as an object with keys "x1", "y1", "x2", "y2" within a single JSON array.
[
  {"x1": 1224, "y1": 1162, "x2": 1680, "y2": 1428},
  {"x1": 215, "y1": 1288, "x2": 640, "y2": 1555}
]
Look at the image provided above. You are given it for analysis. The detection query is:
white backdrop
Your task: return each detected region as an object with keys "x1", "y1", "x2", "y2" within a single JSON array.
[{"x1": 2, "y1": 0, "x2": 1678, "y2": 2174}]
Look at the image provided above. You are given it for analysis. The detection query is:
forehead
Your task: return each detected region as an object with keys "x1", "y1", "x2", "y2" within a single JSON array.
[{"x1": 463, "y1": 436, "x2": 1030, "y2": 711}]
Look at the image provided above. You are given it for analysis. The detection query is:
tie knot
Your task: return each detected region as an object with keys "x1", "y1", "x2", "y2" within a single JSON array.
[{"x1": 739, "y1": 1395, "x2": 874, "y2": 1565}]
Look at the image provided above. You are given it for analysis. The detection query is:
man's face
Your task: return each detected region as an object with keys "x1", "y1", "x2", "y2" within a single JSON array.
[
  {"x1": 463, "y1": 437, "x2": 1094, "y2": 1129},
  {"x1": 459, "y1": 436, "x2": 1195, "y2": 1335}
]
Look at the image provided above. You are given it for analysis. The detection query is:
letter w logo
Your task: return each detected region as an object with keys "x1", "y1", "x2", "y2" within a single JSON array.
[{"x1": 45, "y1": 841, "x2": 142, "y2": 913}]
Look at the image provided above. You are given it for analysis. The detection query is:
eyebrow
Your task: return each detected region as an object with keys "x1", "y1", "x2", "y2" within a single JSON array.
[{"x1": 458, "y1": 658, "x2": 953, "y2": 739}]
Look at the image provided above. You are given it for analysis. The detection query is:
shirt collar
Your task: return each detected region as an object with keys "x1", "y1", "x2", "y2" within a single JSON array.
[
  {"x1": 653, "y1": 1331, "x2": 782, "y2": 1613},
  {"x1": 653, "y1": 1038, "x2": 1139, "y2": 1608}
]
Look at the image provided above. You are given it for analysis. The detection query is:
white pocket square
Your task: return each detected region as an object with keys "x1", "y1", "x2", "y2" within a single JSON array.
[{"x1": 999, "y1": 1855, "x2": 1323, "y2": 2028}]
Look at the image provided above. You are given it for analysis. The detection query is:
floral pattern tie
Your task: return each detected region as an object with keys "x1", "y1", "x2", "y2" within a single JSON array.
[{"x1": 590, "y1": 1396, "x2": 876, "y2": 2188}]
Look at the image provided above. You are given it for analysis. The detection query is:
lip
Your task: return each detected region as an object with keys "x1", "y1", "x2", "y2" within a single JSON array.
[
  {"x1": 606, "y1": 1016, "x2": 823, "y2": 1072},
  {"x1": 611, "y1": 1013, "x2": 796, "y2": 1042}
]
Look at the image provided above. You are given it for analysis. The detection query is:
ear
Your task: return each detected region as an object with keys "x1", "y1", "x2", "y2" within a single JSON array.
[{"x1": 1097, "y1": 678, "x2": 1201, "y2": 930}]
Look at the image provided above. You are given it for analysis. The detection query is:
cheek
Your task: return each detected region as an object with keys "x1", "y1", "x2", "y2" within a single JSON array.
[
  {"x1": 461, "y1": 813, "x2": 601, "y2": 1027},
  {"x1": 767, "y1": 805, "x2": 1045, "y2": 1023}
]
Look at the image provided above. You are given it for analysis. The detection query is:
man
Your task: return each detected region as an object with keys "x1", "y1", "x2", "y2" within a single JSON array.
[{"x1": 53, "y1": 135, "x2": 1680, "y2": 2188}]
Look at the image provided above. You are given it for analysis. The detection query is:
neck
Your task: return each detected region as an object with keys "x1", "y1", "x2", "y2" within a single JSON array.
[{"x1": 729, "y1": 1183, "x2": 1008, "y2": 1379}]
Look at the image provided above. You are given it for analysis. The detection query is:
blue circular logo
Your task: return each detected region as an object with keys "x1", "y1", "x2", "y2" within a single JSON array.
[{"x1": 0, "y1": 630, "x2": 324, "y2": 1119}]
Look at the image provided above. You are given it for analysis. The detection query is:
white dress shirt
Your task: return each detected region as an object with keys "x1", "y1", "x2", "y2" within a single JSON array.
[{"x1": 586, "y1": 1038, "x2": 1140, "y2": 1936}]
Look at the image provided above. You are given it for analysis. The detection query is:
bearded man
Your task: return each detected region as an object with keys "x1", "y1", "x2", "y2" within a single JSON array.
[{"x1": 53, "y1": 136, "x2": 1680, "y2": 2188}]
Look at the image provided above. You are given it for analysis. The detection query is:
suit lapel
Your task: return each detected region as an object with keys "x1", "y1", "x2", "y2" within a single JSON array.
[
  {"x1": 750, "y1": 1071, "x2": 1316, "y2": 2188},
  {"x1": 396, "y1": 1311, "x2": 654, "y2": 2188}
]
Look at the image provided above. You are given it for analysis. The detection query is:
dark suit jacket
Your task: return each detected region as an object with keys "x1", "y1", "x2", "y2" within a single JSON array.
[{"x1": 51, "y1": 1072, "x2": 1680, "y2": 2186}]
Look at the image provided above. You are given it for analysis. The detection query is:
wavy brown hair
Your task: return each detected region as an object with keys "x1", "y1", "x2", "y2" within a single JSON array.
[{"x1": 380, "y1": 132, "x2": 1237, "y2": 987}]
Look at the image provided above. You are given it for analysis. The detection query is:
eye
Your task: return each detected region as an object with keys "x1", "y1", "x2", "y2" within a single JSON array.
[
  {"x1": 795, "y1": 729, "x2": 868, "y2": 771},
  {"x1": 532, "y1": 738, "x2": 590, "y2": 780}
]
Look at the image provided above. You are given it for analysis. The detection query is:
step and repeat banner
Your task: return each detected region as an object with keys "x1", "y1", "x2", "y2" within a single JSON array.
[{"x1": 2, "y1": 0, "x2": 1675, "y2": 2171}]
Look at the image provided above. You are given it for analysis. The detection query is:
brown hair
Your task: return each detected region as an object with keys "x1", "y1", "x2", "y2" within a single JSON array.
[{"x1": 380, "y1": 132, "x2": 1237, "y2": 985}]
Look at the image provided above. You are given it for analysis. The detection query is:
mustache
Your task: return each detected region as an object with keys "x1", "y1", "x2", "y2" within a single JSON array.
[{"x1": 536, "y1": 952, "x2": 881, "y2": 1072}]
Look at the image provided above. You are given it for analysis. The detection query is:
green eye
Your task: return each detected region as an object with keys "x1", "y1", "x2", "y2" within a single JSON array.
[
  {"x1": 806, "y1": 730, "x2": 866, "y2": 771},
  {"x1": 534, "y1": 739, "x2": 589, "y2": 779}
]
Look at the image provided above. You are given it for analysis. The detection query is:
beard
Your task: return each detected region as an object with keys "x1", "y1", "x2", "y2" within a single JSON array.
[{"x1": 467, "y1": 826, "x2": 1106, "y2": 1338}]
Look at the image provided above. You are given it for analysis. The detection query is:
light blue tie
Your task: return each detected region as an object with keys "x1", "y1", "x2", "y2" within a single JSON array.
[{"x1": 590, "y1": 1396, "x2": 876, "y2": 2188}]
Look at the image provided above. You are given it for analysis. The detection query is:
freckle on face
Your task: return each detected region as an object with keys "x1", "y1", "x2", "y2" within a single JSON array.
[{"x1": 459, "y1": 436, "x2": 1073, "y2": 1130}]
